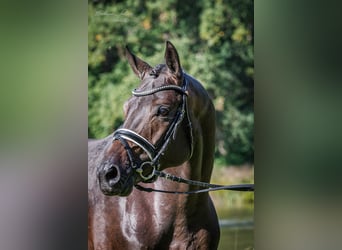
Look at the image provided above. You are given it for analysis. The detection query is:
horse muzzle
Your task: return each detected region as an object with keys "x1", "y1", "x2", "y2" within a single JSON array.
[{"x1": 97, "y1": 163, "x2": 134, "y2": 196}]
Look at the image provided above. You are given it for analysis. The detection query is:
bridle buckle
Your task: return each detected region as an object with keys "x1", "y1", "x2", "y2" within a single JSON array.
[{"x1": 136, "y1": 161, "x2": 158, "y2": 181}]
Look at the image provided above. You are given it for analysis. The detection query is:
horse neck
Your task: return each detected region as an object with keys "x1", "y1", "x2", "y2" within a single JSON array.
[{"x1": 186, "y1": 76, "x2": 216, "y2": 184}]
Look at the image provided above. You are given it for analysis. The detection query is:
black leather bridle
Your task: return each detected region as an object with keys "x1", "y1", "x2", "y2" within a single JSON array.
[
  {"x1": 112, "y1": 77, "x2": 193, "y2": 182},
  {"x1": 112, "y1": 75, "x2": 254, "y2": 193}
]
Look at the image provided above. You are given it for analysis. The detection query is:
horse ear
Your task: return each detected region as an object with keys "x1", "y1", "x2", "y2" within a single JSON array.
[
  {"x1": 125, "y1": 46, "x2": 152, "y2": 79},
  {"x1": 164, "y1": 41, "x2": 182, "y2": 81}
]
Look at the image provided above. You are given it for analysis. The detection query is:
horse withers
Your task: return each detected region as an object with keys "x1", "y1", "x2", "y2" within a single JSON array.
[{"x1": 88, "y1": 41, "x2": 220, "y2": 249}]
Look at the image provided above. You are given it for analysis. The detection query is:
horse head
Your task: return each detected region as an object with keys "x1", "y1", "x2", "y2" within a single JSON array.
[{"x1": 97, "y1": 41, "x2": 193, "y2": 196}]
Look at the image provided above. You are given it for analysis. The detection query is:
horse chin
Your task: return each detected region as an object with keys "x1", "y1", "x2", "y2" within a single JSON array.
[
  {"x1": 99, "y1": 177, "x2": 134, "y2": 197},
  {"x1": 118, "y1": 183, "x2": 134, "y2": 196},
  {"x1": 100, "y1": 186, "x2": 133, "y2": 197}
]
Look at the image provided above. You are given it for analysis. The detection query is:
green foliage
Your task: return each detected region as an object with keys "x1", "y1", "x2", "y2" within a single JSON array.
[{"x1": 88, "y1": 0, "x2": 253, "y2": 165}]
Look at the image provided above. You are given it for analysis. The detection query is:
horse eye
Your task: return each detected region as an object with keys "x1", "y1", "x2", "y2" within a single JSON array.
[{"x1": 158, "y1": 106, "x2": 170, "y2": 116}]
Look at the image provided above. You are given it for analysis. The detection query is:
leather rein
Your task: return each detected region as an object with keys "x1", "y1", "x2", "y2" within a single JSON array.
[{"x1": 113, "y1": 76, "x2": 254, "y2": 194}]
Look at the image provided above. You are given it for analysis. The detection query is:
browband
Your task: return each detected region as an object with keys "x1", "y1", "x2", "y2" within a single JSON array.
[{"x1": 132, "y1": 85, "x2": 187, "y2": 97}]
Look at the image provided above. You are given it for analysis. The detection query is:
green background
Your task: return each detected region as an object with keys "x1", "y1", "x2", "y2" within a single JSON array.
[{"x1": 88, "y1": 0, "x2": 254, "y2": 166}]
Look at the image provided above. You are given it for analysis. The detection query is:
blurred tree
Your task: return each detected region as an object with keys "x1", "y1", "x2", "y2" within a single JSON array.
[{"x1": 88, "y1": 0, "x2": 253, "y2": 165}]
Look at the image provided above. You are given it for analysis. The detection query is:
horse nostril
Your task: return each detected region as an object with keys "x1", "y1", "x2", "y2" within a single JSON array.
[{"x1": 105, "y1": 165, "x2": 120, "y2": 187}]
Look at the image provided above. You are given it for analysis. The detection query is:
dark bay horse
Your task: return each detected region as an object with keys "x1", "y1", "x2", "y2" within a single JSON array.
[{"x1": 88, "y1": 41, "x2": 220, "y2": 249}]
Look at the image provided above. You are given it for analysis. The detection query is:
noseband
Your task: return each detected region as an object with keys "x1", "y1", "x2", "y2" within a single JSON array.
[{"x1": 113, "y1": 77, "x2": 193, "y2": 181}]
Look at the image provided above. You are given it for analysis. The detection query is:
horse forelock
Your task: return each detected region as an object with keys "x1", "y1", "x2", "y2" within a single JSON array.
[
  {"x1": 149, "y1": 64, "x2": 165, "y2": 77},
  {"x1": 137, "y1": 64, "x2": 180, "y2": 91}
]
